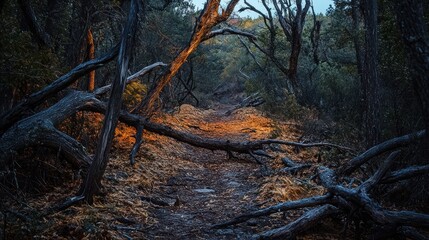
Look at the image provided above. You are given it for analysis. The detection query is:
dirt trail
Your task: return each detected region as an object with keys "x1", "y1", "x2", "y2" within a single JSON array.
[
  {"x1": 137, "y1": 104, "x2": 310, "y2": 239},
  {"x1": 144, "y1": 156, "x2": 261, "y2": 239},
  {"x1": 5, "y1": 104, "x2": 322, "y2": 239},
  {"x1": 141, "y1": 104, "x2": 279, "y2": 239}
]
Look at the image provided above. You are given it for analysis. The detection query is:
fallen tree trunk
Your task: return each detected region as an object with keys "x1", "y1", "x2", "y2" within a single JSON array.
[
  {"x1": 382, "y1": 164, "x2": 429, "y2": 184},
  {"x1": 0, "y1": 91, "x2": 93, "y2": 168},
  {"x1": 319, "y1": 166, "x2": 429, "y2": 229},
  {"x1": 83, "y1": 98, "x2": 353, "y2": 157},
  {"x1": 1, "y1": 85, "x2": 352, "y2": 173}
]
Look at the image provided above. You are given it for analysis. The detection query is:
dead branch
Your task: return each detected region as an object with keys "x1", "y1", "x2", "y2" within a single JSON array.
[
  {"x1": 0, "y1": 45, "x2": 119, "y2": 133},
  {"x1": 94, "y1": 61, "x2": 167, "y2": 96},
  {"x1": 213, "y1": 195, "x2": 331, "y2": 229},
  {"x1": 203, "y1": 27, "x2": 256, "y2": 40},
  {"x1": 143, "y1": 121, "x2": 354, "y2": 154},
  {"x1": 319, "y1": 166, "x2": 429, "y2": 229},
  {"x1": 382, "y1": 164, "x2": 429, "y2": 184},
  {"x1": 339, "y1": 130, "x2": 425, "y2": 175},
  {"x1": 358, "y1": 150, "x2": 401, "y2": 193},
  {"x1": 251, "y1": 205, "x2": 340, "y2": 240},
  {"x1": 238, "y1": 36, "x2": 264, "y2": 71},
  {"x1": 217, "y1": 145, "x2": 428, "y2": 238},
  {"x1": 0, "y1": 91, "x2": 93, "y2": 168}
]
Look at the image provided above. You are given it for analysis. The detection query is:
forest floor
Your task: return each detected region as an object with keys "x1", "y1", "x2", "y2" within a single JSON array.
[{"x1": 3, "y1": 103, "x2": 341, "y2": 239}]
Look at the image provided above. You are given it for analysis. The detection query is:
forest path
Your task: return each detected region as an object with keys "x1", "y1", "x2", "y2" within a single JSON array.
[
  {"x1": 143, "y1": 152, "x2": 261, "y2": 239},
  {"x1": 15, "y1": 103, "x2": 316, "y2": 239},
  {"x1": 132, "y1": 104, "x2": 308, "y2": 239}
]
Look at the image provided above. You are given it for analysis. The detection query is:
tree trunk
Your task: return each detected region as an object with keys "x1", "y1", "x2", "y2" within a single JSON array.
[
  {"x1": 139, "y1": 0, "x2": 239, "y2": 115},
  {"x1": 288, "y1": 24, "x2": 302, "y2": 93},
  {"x1": 363, "y1": 0, "x2": 381, "y2": 147},
  {"x1": 272, "y1": 0, "x2": 311, "y2": 96},
  {"x1": 310, "y1": 5, "x2": 321, "y2": 65},
  {"x1": 86, "y1": 28, "x2": 96, "y2": 92},
  {"x1": 45, "y1": 0, "x2": 66, "y2": 51},
  {"x1": 351, "y1": 0, "x2": 365, "y2": 112},
  {"x1": 394, "y1": 0, "x2": 429, "y2": 203},
  {"x1": 394, "y1": 0, "x2": 429, "y2": 142},
  {"x1": 18, "y1": 0, "x2": 51, "y2": 47},
  {"x1": 78, "y1": 0, "x2": 140, "y2": 204}
]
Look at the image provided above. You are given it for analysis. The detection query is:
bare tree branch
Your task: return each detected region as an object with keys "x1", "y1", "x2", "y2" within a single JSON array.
[
  {"x1": 0, "y1": 45, "x2": 119, "y2": 133},
  {"x1": 204, "y1": 27, "x2": 256, "y2": 40},
  {"x1": 94, "y1": 61, "x2": 167, "y2": 95},
  {"x1": 213, "y1": 195, "x2": 331, "y2": 228},
  {"x1": 339, "y1": 130, "x2": 426, "y2": 175}
]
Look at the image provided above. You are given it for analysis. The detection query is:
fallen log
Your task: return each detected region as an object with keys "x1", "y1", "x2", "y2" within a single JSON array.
[
  {"x1": 217, "y1": 146, "x2": 428, "y2": 239},
  {"x1": 251, "y1": 205, "x2": 340, "y2": 240},
  {"x1": 83, "y1": 98, "x2": 353, "y2": 160}
]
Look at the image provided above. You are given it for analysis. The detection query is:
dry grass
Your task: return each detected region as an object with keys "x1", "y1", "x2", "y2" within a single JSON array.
[{"x1": 258, "y1": 175, "x2": 324, "y2": 205}]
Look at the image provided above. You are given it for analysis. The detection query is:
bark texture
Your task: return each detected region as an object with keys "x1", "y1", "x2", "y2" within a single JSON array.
[
  {"x1": 78, "y1": 0, "x2": 140, "y2": 203},
  {"x1": 363, "y1": 0, "x2": 381, "y2": 147}
]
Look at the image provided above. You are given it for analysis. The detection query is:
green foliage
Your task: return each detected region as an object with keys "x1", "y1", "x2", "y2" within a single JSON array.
[
  {"x1": 316, "y1": 62, "x2": 361, "y2": 121},
  {"x1": 0, "y1": 2, "x2": 63, "y2": 97},
  {"x1": 123, "y1": 81, "x2": 147, "y2": 109}
]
